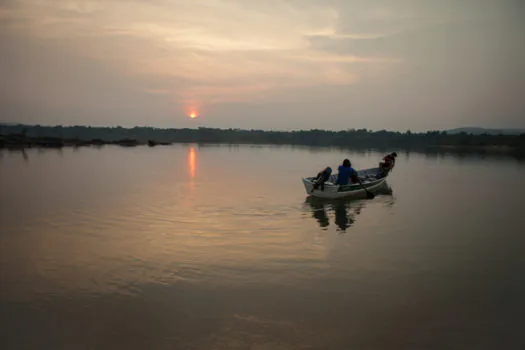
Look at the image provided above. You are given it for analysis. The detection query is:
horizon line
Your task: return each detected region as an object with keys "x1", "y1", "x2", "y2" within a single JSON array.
[{"x1": 2, "y1": 122, "x2": 525, "y2": 134}]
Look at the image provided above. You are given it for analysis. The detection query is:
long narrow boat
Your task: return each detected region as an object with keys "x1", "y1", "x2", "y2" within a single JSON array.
[{"x1": 302, "y1": 167, "x2": 391, "y2": 199}]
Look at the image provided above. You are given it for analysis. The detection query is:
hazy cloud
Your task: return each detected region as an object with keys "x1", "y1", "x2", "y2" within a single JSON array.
[{"x1": 1, "y1": 0, "x2": 524, "y2": 130}]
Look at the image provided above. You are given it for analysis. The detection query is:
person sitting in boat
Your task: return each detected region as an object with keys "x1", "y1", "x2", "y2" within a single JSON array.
[
  {"x1": 336, "y1": 159, "x2": 358, "y2": 185},
  {"x1": 312, "y1": 166, "x2": 332, "y2": 192},
  {"x1": 379, "y1": 152, "x2": 397, "y2": 177}
]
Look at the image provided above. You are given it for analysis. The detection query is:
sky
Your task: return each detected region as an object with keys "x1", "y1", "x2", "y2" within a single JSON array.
[{"x1": 1, "y1": 0, "x2": 524, "y2": 131}]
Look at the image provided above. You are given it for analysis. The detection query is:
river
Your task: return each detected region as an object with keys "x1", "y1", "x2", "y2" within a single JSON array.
[{"x1": 1, "y1": 144, "x2": 524, "y2": 349}]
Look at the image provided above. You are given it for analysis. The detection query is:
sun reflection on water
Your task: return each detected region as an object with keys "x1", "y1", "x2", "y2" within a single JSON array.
[{"x1": 188, "y1": 147, "x2": 196, "y2": 178}]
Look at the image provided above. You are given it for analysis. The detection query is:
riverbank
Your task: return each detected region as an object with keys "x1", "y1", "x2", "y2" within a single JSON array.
[
  {"x1": 2, "y1": 133, "x2": 524, "y2": 159},
  {"x1": 0, "y1": 134, "x2": 172, "y2": 148},
  {"x1": 1, "y1": 123, "x2": 524, "y2": 156}
]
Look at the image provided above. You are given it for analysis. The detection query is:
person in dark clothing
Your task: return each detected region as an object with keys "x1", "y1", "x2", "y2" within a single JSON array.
[
  {"x1": 379, "y1": 152, "x2": 397, "y2": 177},
  {"x1": 336, "y1": 159, "x2": 358, "y2": 185},
  {"x1": 311, "y1": 166, "x2": 332, "y2": 192}
]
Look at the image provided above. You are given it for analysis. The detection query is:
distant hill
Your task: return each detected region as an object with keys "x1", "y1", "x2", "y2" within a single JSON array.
[{"x1": 447, "y1": 127, "x2": 525, "y2": 135}]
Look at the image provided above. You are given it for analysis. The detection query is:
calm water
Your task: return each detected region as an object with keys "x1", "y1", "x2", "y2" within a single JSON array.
[{"x1": 1, "y1": 145, "x2": 524, "y2": 350}]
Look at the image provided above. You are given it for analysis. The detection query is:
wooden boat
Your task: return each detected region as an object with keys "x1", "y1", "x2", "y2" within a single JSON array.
[{"x1": 302, "y1": 166, "x2": 391, "y2": 199}]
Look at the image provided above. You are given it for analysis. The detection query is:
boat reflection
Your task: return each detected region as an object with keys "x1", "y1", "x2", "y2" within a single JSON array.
[
  {"x1": 305, "y1": 197, "x2": 363, "y2": 232},
  {"x1": 304, "y1": 182, "x2": 393, "y2": 232}
]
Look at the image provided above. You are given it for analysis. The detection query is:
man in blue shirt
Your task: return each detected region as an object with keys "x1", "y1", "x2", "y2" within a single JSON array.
[{"x1": 336, "y1": 159, "x2": 358, "y2": 185}]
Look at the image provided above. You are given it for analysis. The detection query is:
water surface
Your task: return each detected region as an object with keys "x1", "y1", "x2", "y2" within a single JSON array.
[{"x1": 1, "y1": 145, "x2": 524, "y2": 349}]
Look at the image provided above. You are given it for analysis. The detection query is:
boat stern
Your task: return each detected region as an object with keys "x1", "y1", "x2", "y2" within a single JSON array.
[
  {"x1": 302, "y1": 177, "x2": 341, "y2": 198},
  {"x1": 301, "y1": 177, "x2": 315, "y2": 194}
]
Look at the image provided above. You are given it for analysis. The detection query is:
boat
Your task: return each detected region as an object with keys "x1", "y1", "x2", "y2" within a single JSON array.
[{"x1": 302, "y1": 166, "x2": 392, "y2": 199}]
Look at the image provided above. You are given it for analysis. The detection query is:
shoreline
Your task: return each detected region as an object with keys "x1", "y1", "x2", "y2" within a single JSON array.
[
  {"x1": 0, "y1": 135, "x2": 172, "y2": 148},
  {"x1": 1, "y1": 134, "x2": 523, "y2": 156}
]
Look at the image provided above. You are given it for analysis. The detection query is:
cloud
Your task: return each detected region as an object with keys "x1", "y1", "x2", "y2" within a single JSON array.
[
  {"x1": 1, "y1": 0, "x2": 524, "y2": 130},
  {"x1": 0, "y1": 1, "x2": 387, "y2": 92}
]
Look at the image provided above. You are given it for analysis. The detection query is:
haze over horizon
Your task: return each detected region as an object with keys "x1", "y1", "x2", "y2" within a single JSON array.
[{"x1": 1, "y1": 0, "x2": 524, "y2": 132}]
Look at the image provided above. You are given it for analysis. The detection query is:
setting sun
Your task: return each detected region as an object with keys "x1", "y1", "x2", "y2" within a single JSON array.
[{"x1": 189, "y1": 111, "x2": 198, "y2": 119}]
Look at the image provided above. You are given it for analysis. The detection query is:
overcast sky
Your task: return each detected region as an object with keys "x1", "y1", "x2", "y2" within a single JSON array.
[{"x1": 1, "y1": 0, "x2": 524, "y2": 131}]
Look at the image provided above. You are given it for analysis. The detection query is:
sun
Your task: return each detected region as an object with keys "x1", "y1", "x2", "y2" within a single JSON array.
[{"x1": 189, "y1": 111, "x2": 198, "y2": 119}]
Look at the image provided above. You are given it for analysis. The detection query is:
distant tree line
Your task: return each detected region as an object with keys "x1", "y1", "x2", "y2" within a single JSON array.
[{"x1": 1, "y1": 123, "x2": 524, "y2": 154}]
